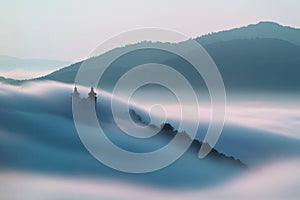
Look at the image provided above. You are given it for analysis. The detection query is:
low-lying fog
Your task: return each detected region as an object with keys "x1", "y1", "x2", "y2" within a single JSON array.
[{"x1": 0, "y1": 81, "x2": 299, "y2": 199}]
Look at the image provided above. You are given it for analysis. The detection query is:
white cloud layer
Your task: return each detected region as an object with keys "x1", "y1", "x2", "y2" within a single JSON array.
[{"x1": 1, "y1": 159, "x2": 299, "y2": 200}]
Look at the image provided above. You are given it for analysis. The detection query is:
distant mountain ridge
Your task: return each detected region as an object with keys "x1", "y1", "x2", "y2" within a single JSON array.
[
  {"x1": 204, "y1": 38, "x2": 300, "y2": 91},
  {"x1": 37, "y1": 38, "x2": 300, "y2": 92},
  {"x1": 196, "y1": 21, "x2": 300, "y2": 46},
  {"x1": 0, "y1": 55, "x2": 70, "y2": 80},
  {"x1": 1, "y1": 21, "x2": 300, "y2": 92},
  {"x1": 0, "y1": 76, "x2": 21, "y2": 85}
]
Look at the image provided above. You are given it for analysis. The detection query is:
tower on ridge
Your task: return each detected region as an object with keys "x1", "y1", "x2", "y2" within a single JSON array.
[
  {"x1": 72, "y1": 84, "x2": 80, "y2": 101},
  {"x1": 88, "y1": 86, "x2": 97, "y2": 102}
]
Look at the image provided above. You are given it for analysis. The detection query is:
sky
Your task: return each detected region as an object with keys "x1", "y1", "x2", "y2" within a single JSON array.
[{"x1": 0, "y1": 0, "x2": 300, "y2": 62}]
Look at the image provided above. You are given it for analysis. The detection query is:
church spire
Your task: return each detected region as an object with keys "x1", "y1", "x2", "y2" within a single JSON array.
[
  {"x1": 88, "y1": 84, "x2": 97, "y2": 102},
  {"x1": 72, "y1": 84, "x2": 80, "y2": 100}
]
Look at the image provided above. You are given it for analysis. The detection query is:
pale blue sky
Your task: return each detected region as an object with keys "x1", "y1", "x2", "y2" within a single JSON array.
[{"x1": 1, "y1": 0, "x2": 299, "y2": 62}]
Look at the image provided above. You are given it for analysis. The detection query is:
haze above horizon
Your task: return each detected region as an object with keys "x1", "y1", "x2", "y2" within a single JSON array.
[{"x1": 1, "y1": 0, "x2": 300, "y2": 62}]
